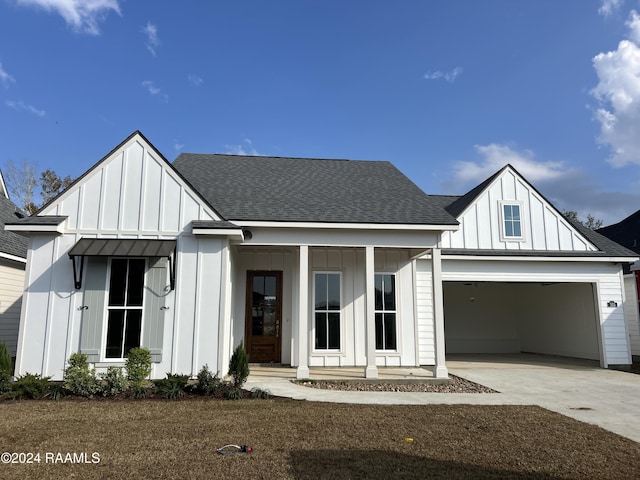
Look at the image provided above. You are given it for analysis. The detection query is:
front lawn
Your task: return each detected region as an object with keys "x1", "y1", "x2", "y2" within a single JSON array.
[{"x1": 0, "y1": 400, "x2": 638, "y2": 479}]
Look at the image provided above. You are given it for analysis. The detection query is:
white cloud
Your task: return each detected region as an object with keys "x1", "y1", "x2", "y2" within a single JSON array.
[
  {"x1": 141, "y1": 80, "x2": 168, "y2": 102},
  {"x1": 0, "y1": 62, "x2": 15, "y2": 87},
  {"x1": 142, "y1": 21, "x2": 159, "y2": 57},
  {"x1": 6, "y1": 99, "x2": 46, "y2": 117},
  {"x1": 445, "y1": 143, "x2": 640, "y2": 225},
  {"x1": 591, "y1": 10, "x2": 640, "y2": 167},
  {"x1": 188, "y1": 74, "x2": 203, "y2": 86},
  {"x1": 16, "y1": 0, "x2": 120, "y2": 35},
  {"x1": 173, "y1": 140, "x2": 184, "y2": 151},
  {"x1": 598, "y1": 0, "x2": 623, "y2": 17},
  {"x1": 424, "y1": 66, "x2": 463, "y2": 83},
  {"x1": 451, "y1": 143, "x2": 569, "y2": 185},
  {"x1": 225, "y1": 138, "x2": 259, "y2": 156}
]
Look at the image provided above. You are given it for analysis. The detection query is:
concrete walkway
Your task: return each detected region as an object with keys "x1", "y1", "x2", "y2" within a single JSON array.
[{"x1": 245, "y1": 354, "x2": 640, "y2": 443}]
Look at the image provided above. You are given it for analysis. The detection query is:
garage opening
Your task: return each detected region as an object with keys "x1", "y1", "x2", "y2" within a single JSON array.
[{"x1": 443, "y1": 282, "x2": 601, "y2": 361}]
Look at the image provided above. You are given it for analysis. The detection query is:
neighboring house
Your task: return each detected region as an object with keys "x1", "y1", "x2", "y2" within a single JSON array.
[
  {"x1": 0, "y1": 170, "x2": 28, "y2": 359},
  {"x1": 4, "y1": 132, "x2": 638, "y2": 380},
  {"x1": 598, "y1": 210, "x2": 640, "y2": 360}
]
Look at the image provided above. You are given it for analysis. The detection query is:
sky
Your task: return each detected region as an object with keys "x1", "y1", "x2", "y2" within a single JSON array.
[{"x1": 0, "y1": 0, "x2": 639, "y2": 226}]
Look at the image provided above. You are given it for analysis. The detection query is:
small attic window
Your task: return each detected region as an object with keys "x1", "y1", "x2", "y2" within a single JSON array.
[{"x1": 500, "y1": 201, "x2": 525, "y2": 241}]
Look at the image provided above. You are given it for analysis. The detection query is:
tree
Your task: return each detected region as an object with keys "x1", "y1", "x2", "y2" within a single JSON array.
[
  {"x1": 3, "y1": 159, "x2": 38, "y2": 215},
  {"x1": 562, "y1": 210, "x2": 603, "y2": 230},
  {"x1": 40, "y1": 169, "x2": 73, "y2": 205},
  {"x1": 3, "y1": 160, "x2": 73, "y2": 215}
]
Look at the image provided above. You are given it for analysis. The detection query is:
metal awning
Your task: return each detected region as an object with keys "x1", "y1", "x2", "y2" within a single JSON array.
[{"x1": 68, "y1": 238, "x2": 176, "y2": 290}]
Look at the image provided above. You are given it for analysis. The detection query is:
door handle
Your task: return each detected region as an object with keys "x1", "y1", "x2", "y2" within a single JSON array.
[{"x1": 160, "y1": 306, "x2": 170, "y2": 310}]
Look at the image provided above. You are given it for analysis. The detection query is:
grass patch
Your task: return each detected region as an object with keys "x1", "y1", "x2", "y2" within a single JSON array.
[{"x1": 0, "y1": 400, "x2": 638, "y2": 479}]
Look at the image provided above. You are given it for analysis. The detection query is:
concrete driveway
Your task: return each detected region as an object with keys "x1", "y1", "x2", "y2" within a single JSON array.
[{"x1": 245, "y1": 354, "x2": 640, "y2": 443}]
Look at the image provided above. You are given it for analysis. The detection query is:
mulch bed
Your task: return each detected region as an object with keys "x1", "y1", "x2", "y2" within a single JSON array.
[{"x1": 294, "y1": 374, "x2": 497, "y2": 393}]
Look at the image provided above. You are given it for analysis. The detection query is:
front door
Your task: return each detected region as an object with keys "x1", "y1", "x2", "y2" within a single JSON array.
[{"x1": 245, "y1": 271, "x2": 282, "y2": 363}]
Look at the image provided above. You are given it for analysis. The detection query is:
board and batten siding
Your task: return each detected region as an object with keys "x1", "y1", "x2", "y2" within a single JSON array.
[
  {"x1": 0, "y1": 259, "x2": 25, "y2": 357},
  {"x1": 16, "y1": 136, "x2": 225, "y2": 380},
  {"x1": 415, "y1": 260, "x2": 435, "y2": 365},
  {"x1": 441, "y1": 168, "x2": 597, "y2": 252},
  {"x1": 624, "y1": 274, "x2": 640, "y2": 357}
]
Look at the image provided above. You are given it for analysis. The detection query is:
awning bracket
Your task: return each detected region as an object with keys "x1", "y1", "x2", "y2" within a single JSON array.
[{"x1": 72, "y1": 255, "x2": 84, "y2": 290}]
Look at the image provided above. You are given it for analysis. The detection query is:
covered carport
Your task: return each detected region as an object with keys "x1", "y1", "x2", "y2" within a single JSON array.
[{"x1": 443, "y1": 280, "x2": 602, "y2": 362}]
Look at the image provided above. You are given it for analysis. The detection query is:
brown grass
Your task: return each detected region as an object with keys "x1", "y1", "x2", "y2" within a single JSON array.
[{"x1": 0, "y1": 399, "x2": 638, "y2": 479}]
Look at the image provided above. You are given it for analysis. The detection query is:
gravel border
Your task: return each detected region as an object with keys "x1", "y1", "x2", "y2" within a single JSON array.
[{"x1": 293, "y1": 374, "x2": 498, "y2": 393}]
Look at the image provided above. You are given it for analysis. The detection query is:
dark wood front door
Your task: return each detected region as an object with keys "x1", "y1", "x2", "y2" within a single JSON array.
[{"x1": 245, "y1": 271, "x2": 282, "y2": 363}]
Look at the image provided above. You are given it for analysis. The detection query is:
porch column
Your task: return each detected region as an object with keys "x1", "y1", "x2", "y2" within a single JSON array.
[
  {"x1": 296, "y1": 245, "x2": 310, "y2": 379},
  {"x1": 432, "y1": 247, "x2": 448, "y2": 378},
  {"x1": 365, "y1": 246, "x2": 378, "y2": 378},
  {"x1": 218, "y1": 240, "x2": 233, "y2": 376}
]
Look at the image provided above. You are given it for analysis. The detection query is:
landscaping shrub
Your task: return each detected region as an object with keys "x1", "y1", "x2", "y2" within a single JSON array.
[
  {"x1": 0, "y1": 370, "x2": 11, "y2": 395},
  {"x1": 0, "y1": 341, "x2": 12, "y2": 377},
  {"x1": 194, "y1": 364, "x2": 222, "y2": 396},
  {"x1": 224, "y1": 386, "x2": 243, "y2": 400},
  {"x1": 126, "y1": 347, "x2": 152, "y2": 388},
  {"x1": 155, "y1": 373, "x2": 190, "y2": 400},
  {"x1": 100, "y1": 366, "x2": 128, "y2": 396},
  {"x1": 8, "y1": 373, "x2": 52, "y2": 399},
  {"x1": 63, "y1": 353, "x2": 100, "y2": 397},
  {"x1": 250, "y1": 387, "x2": 272, "y2": 399},
  {"x1": 228, "y1": 342, "x2": 249, "y2": 388}
]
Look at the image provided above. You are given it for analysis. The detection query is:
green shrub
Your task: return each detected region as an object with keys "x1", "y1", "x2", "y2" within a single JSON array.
[
  {"x1": 0, "y1": 370, "x2": 11, "y2": 395},
  {"x1": 250, "y1": 387, "x2": 272, "y2": 399},
  {"x1": 10, "y1": 373, "x2": 52, "y2": 399},
  {"x1": 130, "y1": 385, "x2": 151, "y2": 399},
  {"x1": 228, "y1": 342, "x2": 249, "y2": 388},
  {"x1": 0, "y1": 341, "x2": 12, "y2": 377},
  {"x1": 225, "y1": 386, "x2": 243, "y2": 400},
  {"x1": 126, "y1": 348, "x2": 152, "y2": 388},
  {"x1": 63, "y1": 353, "x2": 100, "y2": 397},
  {"x1": 48, "y1": 383, "x2": 66, "y2": 401},
  {"x1": 155, "y1": 373, "x2": 190, "y2": 400},
  {"x1": 100, "y1": 366, "x2": 128, "y2": 396},
  {"x1": 194, "y1": 364, "x2": 222, "y2": 396}
]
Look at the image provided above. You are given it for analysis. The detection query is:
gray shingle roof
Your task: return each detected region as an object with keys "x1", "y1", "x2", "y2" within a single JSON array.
[
  {"x1": 0, "y1": 196, "x2": 28, "y2": 259},
  {"x1": 597, "y1": 209, "x2": 640, "y2": 255},
  {"x1": 5, "y1": 215, "x2": 67, "y2": 227},
  {"x1": 173, "y1": 154, "x2": 458, "y2": 225}
]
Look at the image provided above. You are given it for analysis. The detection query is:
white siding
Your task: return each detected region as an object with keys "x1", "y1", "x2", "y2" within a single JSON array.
[
  {"x1": 17, "y1": 135, "x2": 223, "y2": 379},
  {"x1": 441, "y1": 168, "x2": 597, "y2": 252},
  {"x1": 415, "y1": 260, "x2": 434, "y2": 365},
  {"x1": 0, "y1": 259, "x2": 25, "y2": 357},
  {"x1": 624, "y1": 274, "x2": 640, "y2": 357}
]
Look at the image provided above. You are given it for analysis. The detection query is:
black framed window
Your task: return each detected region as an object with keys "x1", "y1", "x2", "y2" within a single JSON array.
[
  {"x1": 105, "y1": 258, "x2": 145, "y2": 358},
  {"x1": 314, "y1": 273, "x2": 341, "y2": 350},
  {"x1": 375, "y1": 274, "x2": 397, "y2": 350}
]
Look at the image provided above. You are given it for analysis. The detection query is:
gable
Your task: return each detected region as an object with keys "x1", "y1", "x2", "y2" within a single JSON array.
[
  {"x1": 441, "y1": 166, "x2": 598, "y2": 252},
  {"x1": 40, "y1": 132, "x2": 219, "y2": 234}
]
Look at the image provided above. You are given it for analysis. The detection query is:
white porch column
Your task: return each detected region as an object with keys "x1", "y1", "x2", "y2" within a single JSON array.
[
  {"x1": 218, "y1": 240, "x2": 233, "y2": 376},
  {"x1": 365, "y1": 245, "x2": 378, "y2": 378},
  {"x1": 432, "y1": 247, "x2": 448, "y2": 378},
  {"x1": 296, "y1": 245, "x2": 310, "y2": 379}
]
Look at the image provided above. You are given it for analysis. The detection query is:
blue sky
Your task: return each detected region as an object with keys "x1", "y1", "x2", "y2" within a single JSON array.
[{"x1": 0, "y1": 0, "x2": 639, "y2": 225}]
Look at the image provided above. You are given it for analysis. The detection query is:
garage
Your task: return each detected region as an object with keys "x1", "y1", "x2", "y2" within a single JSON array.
[{"x1": 443, "y1": 281, "x2": 601, "y2": 361}]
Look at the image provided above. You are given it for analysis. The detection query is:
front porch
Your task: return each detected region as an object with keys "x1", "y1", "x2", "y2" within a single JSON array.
[{"x1": 247, "y1": 364, "x2": 439, "y2": 381}]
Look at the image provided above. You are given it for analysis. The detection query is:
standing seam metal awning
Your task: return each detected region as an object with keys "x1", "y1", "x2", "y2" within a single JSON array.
[{"x1": 68, "y1": 238, "x2": 177, "y2": 290}]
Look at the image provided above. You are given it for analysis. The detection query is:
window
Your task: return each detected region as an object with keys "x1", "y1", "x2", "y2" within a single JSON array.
[
  {"x1": 375, "y1": 274, "x2": 397, "y2": 350},
  {"x1": 105, "y1": 258, "x2": 145, "y2": 359},
  {"x1": 314, "y1": 273, "x2": 341, "y2": 350},
  {"x1": 502, "y1": 202, "x2": 524, "y2": 240}
]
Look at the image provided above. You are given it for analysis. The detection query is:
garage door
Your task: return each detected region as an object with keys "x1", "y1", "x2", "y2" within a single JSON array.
[{"x1": 443, "y1": 281, "x2": 601, "y2": 361}]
